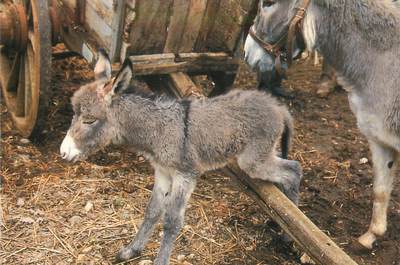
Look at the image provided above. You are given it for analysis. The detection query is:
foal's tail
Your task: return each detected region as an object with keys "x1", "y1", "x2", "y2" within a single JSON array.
[{"x1": 281, "y1": 110, "x2": 294, "y2": 160}]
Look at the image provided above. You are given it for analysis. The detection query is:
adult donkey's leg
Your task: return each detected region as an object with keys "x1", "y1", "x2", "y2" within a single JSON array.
[
  {"x1": 358, "y1": 141, "x2": 399, "y2": 249},
  {"x1": 116, "y1": 167, "x2": 172, "y2": 261},
  {"x1": 155, "y1": 173, "x2": 197, "y2": 265}
]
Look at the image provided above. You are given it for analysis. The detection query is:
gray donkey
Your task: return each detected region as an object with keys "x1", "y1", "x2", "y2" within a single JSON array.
[
  {"x1": 244, "y1": 0, "x2": 400, "y2": 249},
  {"x1": 60, "y1": 50, "x2": 302, "y2": 264}
]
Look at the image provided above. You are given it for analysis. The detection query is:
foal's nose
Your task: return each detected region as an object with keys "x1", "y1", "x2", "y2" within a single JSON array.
[{"x1": 60, "y1": 132, "x2": 82, "y2": 161}]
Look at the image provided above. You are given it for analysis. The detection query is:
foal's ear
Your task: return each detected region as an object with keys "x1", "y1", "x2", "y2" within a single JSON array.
[
  {"x1": 111, "y1": 58, "x2": 133, "y2": 95},
  {"x1": 94, "y1": 48, "x2": 112, "y2": 80}
]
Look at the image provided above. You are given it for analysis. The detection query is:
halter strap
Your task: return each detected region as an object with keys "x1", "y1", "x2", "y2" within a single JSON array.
[{"x1": 249, "y1": 0, "x2": 311, "y2": 75}]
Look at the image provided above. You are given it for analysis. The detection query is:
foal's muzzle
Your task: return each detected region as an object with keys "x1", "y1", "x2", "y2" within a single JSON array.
[{"x1": 60, "y1": 132, "x2": 82, "y2": 162}]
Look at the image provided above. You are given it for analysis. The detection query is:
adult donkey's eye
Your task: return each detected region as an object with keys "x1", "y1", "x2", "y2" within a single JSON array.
[{"x1": 263, "y1": 0, "x2": 276, "y2": 7}]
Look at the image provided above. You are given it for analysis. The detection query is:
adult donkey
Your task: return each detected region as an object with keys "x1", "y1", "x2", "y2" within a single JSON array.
[{"x1": 244, "y1": 0, "x2": 400, "y2": 249}]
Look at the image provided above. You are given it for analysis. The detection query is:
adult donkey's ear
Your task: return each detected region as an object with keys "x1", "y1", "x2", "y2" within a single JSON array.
[
  {"x1": 94, "y1": 48, "x2": 112, "y2": 80},
  {"x1": 111, "y1": 58, "x2": 133, "y2": 95}
]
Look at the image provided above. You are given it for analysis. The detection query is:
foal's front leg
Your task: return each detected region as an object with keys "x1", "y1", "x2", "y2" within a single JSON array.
[
  {"x1": 154, "y1": 172, "x2": 197, "y2": 265},
  {"x1": 116, "y1": 167, "x2": 171, "y2": 262}
]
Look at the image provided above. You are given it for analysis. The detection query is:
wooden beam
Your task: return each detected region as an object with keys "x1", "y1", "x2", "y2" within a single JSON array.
[
  {"x1": 223, "y1": 165, "x2": 358, "y2": 265},
  {"x1": 167, "y1": 72, "x2": 358, "y2": 265},
  {"x1": 166, "y1": 72, "x2": 203, "y2": 98},
  {"x1": 124, "y1": 52, "x2": 239, "y2": 76}
]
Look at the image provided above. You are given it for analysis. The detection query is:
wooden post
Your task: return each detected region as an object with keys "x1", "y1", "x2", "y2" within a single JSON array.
[{"x1": 166, "y1": 72, "x2": 358, "y2": 265}]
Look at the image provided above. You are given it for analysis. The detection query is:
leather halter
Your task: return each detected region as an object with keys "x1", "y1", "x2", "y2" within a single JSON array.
[{"x1": 249, "y1": 0, "x2": 311, "y2": 75}]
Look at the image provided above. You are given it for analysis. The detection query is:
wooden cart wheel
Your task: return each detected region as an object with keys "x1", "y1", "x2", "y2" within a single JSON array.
[{"x1": 0, "y1": 0, "x2": 51, "y2": 139}]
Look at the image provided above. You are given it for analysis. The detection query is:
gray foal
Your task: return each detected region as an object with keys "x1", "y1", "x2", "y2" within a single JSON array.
[{"x1": 60, "y1": 51, "x2": 302, "y2": 264}]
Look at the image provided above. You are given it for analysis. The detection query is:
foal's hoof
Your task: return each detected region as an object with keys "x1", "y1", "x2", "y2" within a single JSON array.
[{"x1": 115, "y1": 247, "x2": 141, "y2": 263}]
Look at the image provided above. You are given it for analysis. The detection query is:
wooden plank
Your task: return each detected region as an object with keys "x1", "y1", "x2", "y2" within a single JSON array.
[
  {"x1": 167, "y1": 72, "x2": 203, "y2": 98},
  {"x1": 163, "y1": 0, "x2": 190, "y2": 53},
  {"x1": 85, "y1": 0, "x2": 114, "y2": 26},
  {"x1": 109, "y1": 0, "x2": 127, "y2": 62},
  {"x1": 167, "y1": 73, "x2": 359, "y2": 265},
  {"x1": 128, "y1": 0, "x2": 173, "y2": 55},
  {"x1": 193, "y1": 0, "x2": 221, "y2": 52},
  {"x1": 224, "y1": 165, "x2": 358, "y2": 265},
  {"x1": 84, "y1": 3, "x2": 112, "y2": 48},
  {"x1": 205, "y1": 0, "x2": 257, "y2": 52},
  {"x1": 122, "y1": 52, "x2": 238, "y2": 76},
  {"x1": 128, "y1": 52, "x2": 232, "y2": 63},
  {"x1": 126, "y1": 57, "x2": 239, "y2": 76},
  {"x1": 75, "y1": 0, "x2": 85, "y2": 24},
  {"x1": 178, "y1": 0, "x2": 208, "y2": 52}
]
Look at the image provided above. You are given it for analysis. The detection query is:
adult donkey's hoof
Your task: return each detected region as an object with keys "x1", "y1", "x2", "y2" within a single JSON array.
[
  {"x1": 115, "y1": 246, "x2": 141, "y2": 263},
  {"x1": 357, "y1": 231, "x2": 376, "y2": 250}
]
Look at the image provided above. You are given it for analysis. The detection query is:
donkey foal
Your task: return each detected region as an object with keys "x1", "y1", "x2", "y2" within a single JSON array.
[{"x1": 60, "y1": 51, "x2": 302, "y2": 265}]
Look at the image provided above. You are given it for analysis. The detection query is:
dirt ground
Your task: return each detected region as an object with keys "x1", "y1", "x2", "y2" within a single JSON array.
[{"x1": 1, "y1": 54, "x2": 399, "y2": 265}]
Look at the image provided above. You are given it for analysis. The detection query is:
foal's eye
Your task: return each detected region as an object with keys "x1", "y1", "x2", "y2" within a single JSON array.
[
  {"x1": 262, "y1": 0, "x2": 276, "y2": 7},
  {"x1": 82, "y1": 117, "x2": 97, "y2": 125}
]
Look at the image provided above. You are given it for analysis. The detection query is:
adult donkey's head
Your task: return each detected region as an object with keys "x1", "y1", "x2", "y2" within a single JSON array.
[
  {"x1": 244, "y1": 0, "x2": 314, "y2": 72},
  {"x1": 60, "y1": 50, "x2": 133, "y2": 162}
]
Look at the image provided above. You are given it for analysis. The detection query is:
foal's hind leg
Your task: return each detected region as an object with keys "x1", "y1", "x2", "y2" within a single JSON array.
[
  {"x1": 238, "y1": 152, "x2": 302, "y2": 205},
  {"x1": 358, "y1": 141, "x2": 398, "y2": 249},
  {"x1": 116, "y1": 166, "x2": 171, "y2": 262}
]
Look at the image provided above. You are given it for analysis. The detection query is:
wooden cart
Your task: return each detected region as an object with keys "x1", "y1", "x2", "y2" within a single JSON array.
[
  {"x1": 0, "y1": 0, "x2": 255, "y2": 138},
  {"x1": 0, "y1": 1, "x2": 358, "y2": 264}
]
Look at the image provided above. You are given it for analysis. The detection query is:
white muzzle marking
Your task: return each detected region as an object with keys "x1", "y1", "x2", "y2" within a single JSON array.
[
  {"x1": 60, "y1": 132, "x2": 82, "y2": 162},
  {"x1": 244, "y1": 34, "x2": 275, "y2": 72}
]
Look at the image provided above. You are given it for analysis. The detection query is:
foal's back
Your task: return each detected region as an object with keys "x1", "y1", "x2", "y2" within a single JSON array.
[{"x1": 186, "y1": 90, "x2": 289, "y2": 169}]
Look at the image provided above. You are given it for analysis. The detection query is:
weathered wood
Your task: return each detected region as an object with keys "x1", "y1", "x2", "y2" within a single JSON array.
[
  {"x1": 0, "y1": 3, "x2": 15, "y2": 47},
  {"x1": 205, "y1": 0, "x2": 258, "y2": 52},
  {"x1": 179, "y1": 0, "x2": 208, "y2": 52},
  {"x1": 109, "y1": 0, "x2": 127, "y2": 62},
  {"x1": 194, "y1": 0, "x2": 221, "y2": 51},
  {"x1": 128, "y1": 58, "x2": 238, "y2": 76},
  {"x1": 58, "y1": 17, "x2": 98, "y2": 64},
  {"x1": 124, "y1": 52, "x2": 239, "y2": 76},
  {"x1": 223, "y1": 165, "x2": 358, "y2": 265},
  {"x1": 167, "y1": 72, "x2": 358, "y2": 265},
  {"x1": 129, "y1": 52, "x2": 232, "y2": 63},
  {"x1": 166, "y1": 72, "x2": 203, "y2": 98},
  {"x1": 84, "y1": 4, "x2": 112, "y2": 48},
  {"x1": 75, "y1": 0, "x2": 86, "y2": 25},
  {"x1": 128, "y1": 0, "x2": 173, "y2": 55},
  {"x1": 85, "y1": 0, "x2": 113, "y2": 26},
  {"x1": 164, "y1": 0, "x2": 190, "y2": 53}
]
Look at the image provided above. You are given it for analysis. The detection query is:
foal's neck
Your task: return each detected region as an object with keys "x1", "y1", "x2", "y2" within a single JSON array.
[{"x1": 109, "y1": 95, "x2": 183, "y2": 154}]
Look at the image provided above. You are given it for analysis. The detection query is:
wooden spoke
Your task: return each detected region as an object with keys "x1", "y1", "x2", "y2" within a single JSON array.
[
  {"x1": 28, "y1": 31, "x2": 37, "y2": 54},
  {"x1": 24, "y1": 42, "x2": 34, "y2": 117},
  {"x1": 16, "y1": 53, "x2": 26, "y2": 117},
  {"x1": 5, "y1": 53, "x2": 22, "y2": 92}
]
